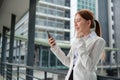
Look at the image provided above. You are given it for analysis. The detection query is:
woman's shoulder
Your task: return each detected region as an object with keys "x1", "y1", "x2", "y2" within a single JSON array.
[{"x1": 96, "y1": 36, "x2": 106, "y2": 44}]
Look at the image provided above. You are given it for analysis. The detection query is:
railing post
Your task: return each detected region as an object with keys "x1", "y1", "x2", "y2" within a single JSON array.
[
  {"x1": 26, "y1": 0, "x2": 36, "y2": 80},
  {"x1": 1, "y1": 26, "x2": 9, "y2": 78},
  {"x1": 0, "y1": 33, "x2": 1, "y2": 46},
  {"x1": 16, "y1": 40, "x2": 21, "y2": 80},
  {"x1": 6, "y1": 14, "x2": 16, "y2": 80},
  {"x1": 44, "y1": 72, "x2": 47, "y2": 80}
]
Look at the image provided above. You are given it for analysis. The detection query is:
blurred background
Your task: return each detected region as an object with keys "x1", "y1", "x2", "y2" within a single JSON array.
[{"x1": 0, "y1": 0, "x2": 120, "y2": 80}]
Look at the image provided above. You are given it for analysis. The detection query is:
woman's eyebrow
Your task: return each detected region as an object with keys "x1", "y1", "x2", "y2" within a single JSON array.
[
  {"x1": 74, "y1": 18, "x2": 81, "y2": 21},
  {"x1": 75, "y1": 18, "x2": 81, "y2": 20}
]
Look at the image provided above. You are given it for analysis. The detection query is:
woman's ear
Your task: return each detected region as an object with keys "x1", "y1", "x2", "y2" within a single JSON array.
[{"x1": 87, "y1": 20, "x2": 91, "y2": 27}]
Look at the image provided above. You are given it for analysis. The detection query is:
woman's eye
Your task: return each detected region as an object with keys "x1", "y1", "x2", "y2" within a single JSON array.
[
  {"x1": 76, "y1": 18, "x2": 81, "y2": 22},
  {"x1": 74, "y1": 19, "x2": 81, "y2": 23},
  {"x1": 77, "y1": 19, "x2": 80, "y2": 22}
]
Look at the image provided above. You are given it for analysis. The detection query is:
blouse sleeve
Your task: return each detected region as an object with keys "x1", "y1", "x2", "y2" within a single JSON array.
[
  {"x1": 51, "y1": 45, "x2": 72, "y2": 67},
  {"x1": 75, "y1": 37, "x2": 105, "y2": 71}
]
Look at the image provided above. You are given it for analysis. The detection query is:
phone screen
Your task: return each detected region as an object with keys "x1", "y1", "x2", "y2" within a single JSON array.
[
  {"x1": 47, "y1": 31, "x2": 56, "y2": 46},
  {"x1": 47, "y1": 31, "x2": 51, "y2": 38}
]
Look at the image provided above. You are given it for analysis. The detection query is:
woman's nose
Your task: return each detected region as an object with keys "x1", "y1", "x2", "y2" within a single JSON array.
[
  {"x1": 75, "y1": 22, "x2": 79, "y2": 28},
  {"x1": 74, "y1": 22, "x2": 77, "y2": 26}
]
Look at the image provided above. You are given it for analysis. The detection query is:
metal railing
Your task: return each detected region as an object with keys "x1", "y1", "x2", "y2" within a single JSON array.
[
  {"x1": 0, "y1": 62, "x2": 67, "y2": 80},
  {"x1": 97, "y1": 75, "x2": 120, "y2": 80},
  {"x1": 1, "y1": 27, "x2": 120, "y2": 80},
  {"x1": 0, "y1": 62, "x2": 120, "y2": 80}
]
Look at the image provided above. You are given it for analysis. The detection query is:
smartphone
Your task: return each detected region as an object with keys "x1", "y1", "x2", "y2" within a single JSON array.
[
  {"x1": 47, "y1": 31, "x2": 51, "y2": 38},
  {"x1": 47, "y1": 31, "x2": 56, "y2": 46}
]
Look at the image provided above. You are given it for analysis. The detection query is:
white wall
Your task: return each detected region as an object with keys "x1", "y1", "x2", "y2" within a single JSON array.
[{"x1": 70, "y1": 0, "x2": 77, "y2": 44}]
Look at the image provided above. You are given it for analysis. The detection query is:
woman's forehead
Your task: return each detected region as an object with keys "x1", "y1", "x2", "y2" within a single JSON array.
[
  {"x1": 75, "y1": 14, "x2": 81, "y2": 18},
  {"x1": 74, "y1": 14, "x2": 82, "y2": 20}
]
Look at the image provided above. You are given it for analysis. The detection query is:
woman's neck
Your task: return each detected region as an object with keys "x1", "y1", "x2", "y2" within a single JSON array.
[{"x1": 84, "y1": 30, "x2": 91, "y2": 37}]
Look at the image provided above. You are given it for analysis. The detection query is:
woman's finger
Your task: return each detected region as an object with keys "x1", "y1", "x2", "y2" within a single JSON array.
[
  {"x1": 48, "y1": 37, "x2": 56, "y2": 47},
  {"x1": 51, "y1": 42, "x2": 56, "y2": 46},
  {"x1": 49, "y1": 39, "x2": 55, "y2": 44}
]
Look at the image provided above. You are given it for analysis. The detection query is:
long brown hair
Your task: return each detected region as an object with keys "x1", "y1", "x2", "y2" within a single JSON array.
[
  {"x1": 76, "y1": 9, "x2": 105, "y2": 60},
  {"x1": 76, "y1": 9, "x2": 101, "y2": 37}
]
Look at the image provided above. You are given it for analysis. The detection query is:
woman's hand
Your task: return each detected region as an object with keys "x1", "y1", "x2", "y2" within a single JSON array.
[
  {"x1": 76, "y1": 31, "x2": 84, "y2": 38},
  {"x1": 48, "y1": 37, "x2": 56, "y2": 47}
]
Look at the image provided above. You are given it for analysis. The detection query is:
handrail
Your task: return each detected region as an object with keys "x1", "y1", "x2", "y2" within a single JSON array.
[
  {"x1": 1, "y1": 62, "x2": 120, "y2": 80},
  {"x1": 97, "y1": 75, "x2": 120, "y2": 80},
  {"x1": 5, "y1": 33, "x2": 120, "y2": 50},
  {"x1": 4, "y1": 62, "x2": 67, "y2": 75},
  {"x1": 1, "y1": 62, "x2": 67, "y2": 80},
  {"x1": 6, "y1": 33, "x2": 70, "y2": 48}
]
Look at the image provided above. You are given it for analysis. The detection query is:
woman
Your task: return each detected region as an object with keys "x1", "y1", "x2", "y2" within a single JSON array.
[{"x1": 48, "y1": 9, "x2": 105, "y2": 80}]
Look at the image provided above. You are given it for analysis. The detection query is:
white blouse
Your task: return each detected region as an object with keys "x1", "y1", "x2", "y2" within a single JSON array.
[
  {"x1": 73, "y1": 31, "x2": 97, "y2": 66},
  {"x1": 51, "y1": 31, "x2": 105, "y2": 80}
]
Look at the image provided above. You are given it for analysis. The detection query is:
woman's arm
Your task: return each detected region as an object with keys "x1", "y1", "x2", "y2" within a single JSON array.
[
  {"x1": 48, "y1": 37, "x2": 72, "y2": 67},
  {"x1": 51, "y1": 45, "x2": 72, "y2": 67}
]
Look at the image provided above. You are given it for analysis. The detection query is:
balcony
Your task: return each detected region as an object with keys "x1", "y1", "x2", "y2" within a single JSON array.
[
  {"x1": 35, "y1": 31, "x2": 69, "y2": 41},
  {"x1": 40, "y1": 0, "x2": 67, "y2": 7},
  {"x1": 36, "y1": 6, "x2": 65, "y2": 18},
  {"x1": 36, "y1": 18, "x2": 65, "y2": 29}
]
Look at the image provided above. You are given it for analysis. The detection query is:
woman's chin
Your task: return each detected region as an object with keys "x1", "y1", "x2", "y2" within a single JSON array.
[{"x1": 76, "y1": 30, "x2": 81, "y2": 32}]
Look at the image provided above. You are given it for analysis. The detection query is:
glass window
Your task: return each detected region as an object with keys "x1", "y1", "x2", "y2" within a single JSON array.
[
  {"x1": 21, "y1": 56, "x2": 24, "y2": 60},
  {"x1": 111, "y1": 0, "x2": 113, "y2": 3},
  {"x1": 65, "y1": 21, "x2": 70, "y2": 29},
  {"x1": 55, "y1": 33, "x2": 64, "y2": 40},
  {"x1": 111, "y1": 7, "x2": 114, "y2": 11},
  {"x1": 56, "y1": 49, "x2": 69, "y2": 68},
  {"x1": 65, "y1": 10, "x2": 70, "y2": 18},
  {"x1": 42, "y1": 49, "x2": 49, "y2": 67},
  {"x1": 112, "y1": 34, "x2": 115, "y2": 39},
  {"x1": 113, "y1": 43, "x2": 116, "y2": 48},
  {"x1": 112, "y1": 16, "x2": 114, "y2": 20},
  {"x1": 57, "y1": 59, "x2": 63, "y2": 67},
  {"x1": 50, "y1": 51, "x2": 56, "y2": 67},
  {"x1": 64, "y1": 32, "x2": 70, "y2": 40},
  {"x1": 112, "y1": 25, "x2": 114, "y2": 30},
  {"x1": 65, "y1": 0, "x2": 70, "y2": 7}
]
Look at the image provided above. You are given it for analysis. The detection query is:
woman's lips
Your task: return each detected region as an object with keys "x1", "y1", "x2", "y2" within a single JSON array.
[{"x1": 75, "y1": 28, "x2": 79, "y2": 31}]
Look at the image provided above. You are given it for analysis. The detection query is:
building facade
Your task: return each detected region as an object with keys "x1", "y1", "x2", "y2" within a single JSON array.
[
  {"x1": 98, "y1": 0, "x2": 120, "y2": 76},
  {"x1": 1, "y1": 0, "x2": 120, "y2": 79},
  {"x1": 113, "y1": 0, "x2": 120, "y2": 64},
  {"x1": 6, "y1": 0, "x2": 71, "y2": 69},
  {"x1": 98, "y1": 0, "x2": 120, "y2": 64}
]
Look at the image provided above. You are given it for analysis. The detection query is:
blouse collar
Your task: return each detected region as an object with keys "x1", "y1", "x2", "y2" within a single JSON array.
[{"x1": 84, "y1": 31, "x2": 97, "y2": 39}]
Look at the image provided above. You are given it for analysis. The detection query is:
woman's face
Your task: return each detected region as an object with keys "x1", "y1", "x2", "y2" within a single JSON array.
[{"x1": 74, "y1": 14, "x2": 90, "y2": 34}]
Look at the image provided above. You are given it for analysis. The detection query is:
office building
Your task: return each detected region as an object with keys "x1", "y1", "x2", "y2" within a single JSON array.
[
  {"x1": 98, "y1": 0, "x2": 120, "y2": 76},
  {"x1": 98, "y1": 0, "x2": 120, "y2": 64},
  {"x1": 6, "y1": 0, "x2": 71, "y2": 69}
]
